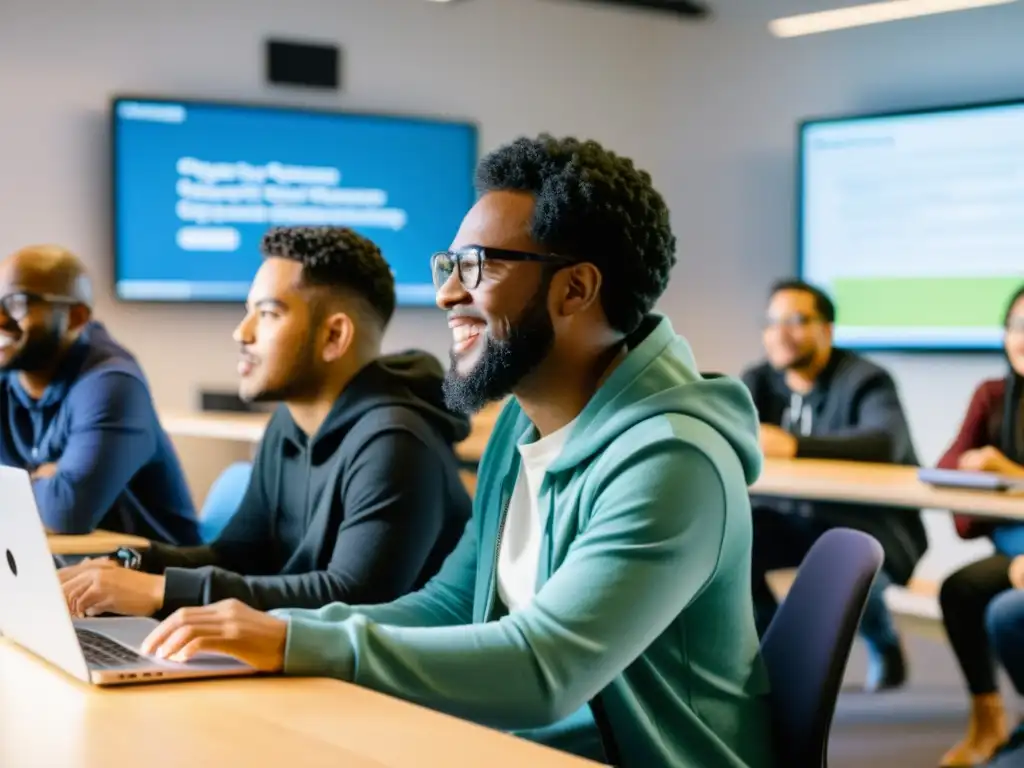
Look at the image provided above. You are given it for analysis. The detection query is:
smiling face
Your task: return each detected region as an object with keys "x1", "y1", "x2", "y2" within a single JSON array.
[
  {"x1": 762, "y1": 288, "x2": 833, "y2": 373},
  {"x1": 435, "y1": 191, "x2": 558, "y2": 414},
  {"x1": 0, "y1": 253, "x2": 87, "y2": 374}
]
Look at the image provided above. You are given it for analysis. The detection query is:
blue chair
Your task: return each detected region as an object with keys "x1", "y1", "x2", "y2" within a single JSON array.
[
  {"x1": 760, "y1": 528, "x2": 885, "y2": 767},
  {"x1": 198, "y1": 462, "x2": 253, "y2": 542}
]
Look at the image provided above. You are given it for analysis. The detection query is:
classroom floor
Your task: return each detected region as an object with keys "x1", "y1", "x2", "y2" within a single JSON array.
[{"x1": 830, "y1": 615, "x2": 1021, "y2": 767}]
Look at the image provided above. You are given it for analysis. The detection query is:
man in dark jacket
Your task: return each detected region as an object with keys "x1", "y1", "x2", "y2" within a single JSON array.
[
  {"x1": 0, "y1": 245, "x2": 199, "y2": 544},
  {"x1": 743, "y1": 279, "x2": 927, "y2": 692},
  {"x1": 59, "y1": 226, "x2": 473, "y2": 616}
]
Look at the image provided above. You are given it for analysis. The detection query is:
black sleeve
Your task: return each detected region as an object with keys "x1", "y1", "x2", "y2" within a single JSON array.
[
  {"x1": 152, "y1": 447, "x2": 277, "y2": 614},
  {"x1": 183, "y1": 428, "x2": 451, "y2": 611},
  {"x1": 795, "y1": 372, "x2": 912, "y2": 463}
]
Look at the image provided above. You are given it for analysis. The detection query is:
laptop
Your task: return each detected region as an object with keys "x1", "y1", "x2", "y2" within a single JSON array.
[
  {"x1": 917, "y1": 466, "x2": 1024, "y2": 492},
  {"x1": 0, "y1": 466, "x2": 255, "y2": 685}
]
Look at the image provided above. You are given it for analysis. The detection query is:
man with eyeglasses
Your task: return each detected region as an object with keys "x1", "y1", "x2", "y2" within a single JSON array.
[
  {"x1": 0, "y1": 245, "x2": 200, "y2": 544},
  {"x1": 741, "y1": 278, "x2": 927, "y2": 693},
  {"x1": 133, "y1": 135, "x2": 777, "y2": 768}
]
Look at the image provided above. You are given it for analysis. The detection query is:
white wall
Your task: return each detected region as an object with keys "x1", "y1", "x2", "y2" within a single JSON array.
[
  {"x1": 0, "y1": 0, "x2": 684, "y2": 504},
  {"x1": 0, "y1": 0, "x2": 682, "y2": 409},
  {"x1": 2, "y1": 0, "x2": 1022, "y2": 575}
]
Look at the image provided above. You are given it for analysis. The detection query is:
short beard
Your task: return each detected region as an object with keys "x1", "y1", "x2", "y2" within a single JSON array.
[
  {"x1": 0, "y1": 324, "x2": 64, "y2": 374},
  {"x1": 442, "y1": 286, "x2": 555, "y2": 415},
  {"x1": 775, "y1": 349, "x2": 817, "y2": 374},
  {"x1": 241, "y1": 336, "x2": 323, "y2": 404}
]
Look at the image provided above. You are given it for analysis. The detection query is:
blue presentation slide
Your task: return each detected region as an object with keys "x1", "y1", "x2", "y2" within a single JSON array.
[{"x1": 113, "y1": 99, "x2": 477, "y2": 305}]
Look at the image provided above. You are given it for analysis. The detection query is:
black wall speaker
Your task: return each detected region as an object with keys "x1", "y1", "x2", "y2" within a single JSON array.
[
  {"x1": 558, "y1": 0, "x2": 708, "y2": 17},
  {"x1": 265, "y1": 38, "x2": 341, "y2": 90}
]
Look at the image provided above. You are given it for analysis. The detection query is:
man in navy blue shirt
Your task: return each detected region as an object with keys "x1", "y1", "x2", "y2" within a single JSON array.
[{"x1": 0, "y1": 245, "x2": 199, "y2": 545}]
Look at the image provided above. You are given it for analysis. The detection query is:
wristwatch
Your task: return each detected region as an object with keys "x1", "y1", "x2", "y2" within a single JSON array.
[{"x1": 107, "y1": 546, "x2": 143, "y2": 571}]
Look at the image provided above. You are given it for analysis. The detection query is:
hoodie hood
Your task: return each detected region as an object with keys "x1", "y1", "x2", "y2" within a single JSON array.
[
  {"x1": 546, "y1": 315, "x2": 762, "y2": 484},
  {"x1": 294, "y1": 350, "x2": 471, "y2": 456}
]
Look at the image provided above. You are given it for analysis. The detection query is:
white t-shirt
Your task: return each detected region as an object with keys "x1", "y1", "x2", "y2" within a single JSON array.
[{"x1": 497, "y1": 419, "x2": 577, "y2": 613}]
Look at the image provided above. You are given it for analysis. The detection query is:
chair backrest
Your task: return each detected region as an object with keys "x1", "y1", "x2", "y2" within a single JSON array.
[
  {"x1": 199, "y1": 462, "x2": 253, "y2": 542},
  {"x1": 760, "y1": 527, "x2": 884, "y2": 767}
]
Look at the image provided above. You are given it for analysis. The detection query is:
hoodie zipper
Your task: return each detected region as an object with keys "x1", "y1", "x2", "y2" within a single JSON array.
[
  {"x1": 483, "y1": 493, "x2": 512, "y2": 621},
  {"x1": 304, "y1": 446, "x2": 313, "y2": 530}
]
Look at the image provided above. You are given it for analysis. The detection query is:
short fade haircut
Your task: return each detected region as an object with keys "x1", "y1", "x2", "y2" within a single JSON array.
[
  {"x1": 769, "y1": 278, "x2": 836, "y2": 324},
  {"x1": 259, "y1": 226, "x2": 396, "y2": 327},
  {"x1": 475, "y1": 134, "x2": 677, "y2": 336}
]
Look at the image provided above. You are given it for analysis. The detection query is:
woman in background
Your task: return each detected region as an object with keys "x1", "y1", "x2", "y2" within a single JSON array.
[{"x1": 936, "y1": 283, "x2": 1024, "y2": 768}]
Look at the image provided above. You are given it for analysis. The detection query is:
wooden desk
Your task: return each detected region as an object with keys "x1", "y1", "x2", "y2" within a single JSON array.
[
  {"x1": 752, "y1": 458, "x2": 1024, "y2": 519},
  {"x1": 0, "y1": 639, "x2": 599, "y2": 768},
  {"x1": 161, "y1": 401, "x2": 501, "y2": 464},
  {"x1": 48, "y1": 530, "x2": 150, "y2": 556}
]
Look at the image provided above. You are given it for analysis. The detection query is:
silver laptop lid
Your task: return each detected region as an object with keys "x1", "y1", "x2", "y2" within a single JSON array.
[{"x1": 0, "y1": 466, "x2": 90, "y2": 682}]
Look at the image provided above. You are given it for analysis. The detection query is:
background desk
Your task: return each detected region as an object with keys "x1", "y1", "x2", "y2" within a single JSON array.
[
  {"x1": 752, "y1": 458, "x2": 1024, "y2": 617},
  {"x1": 0, "y1": 639, "x2": 599, "y2": 768},
  {"x1": 48, "y1": 531, "x2": 150, "y2": 556},
  {"x1": 752, "y1": 458, "x2": 1024, "y2": 520}
]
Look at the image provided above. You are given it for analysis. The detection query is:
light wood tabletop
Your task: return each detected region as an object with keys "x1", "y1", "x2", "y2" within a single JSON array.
[
  {"x1": 160, "y1": 401, "x2": 502, "y2": 463},
  {"x1": 47, "y1": 530, "x2": 150, "y2": 556},
  {"x1": 752, "y1": 458, "x2": 1024, "y2": 519},
  {"x1": 0, "y1": 639, "x2": 601, "y2": 768}
]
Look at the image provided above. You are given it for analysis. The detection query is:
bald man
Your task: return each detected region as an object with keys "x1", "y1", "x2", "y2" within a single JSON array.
[{"x1": 0, "y1": 245, "x2": 199, "y2": 544}]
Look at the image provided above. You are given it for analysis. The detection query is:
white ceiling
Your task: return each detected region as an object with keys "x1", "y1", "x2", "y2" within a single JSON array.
[{"x1": 701, "y1": 0, "x2": 1018, "y2": 22}]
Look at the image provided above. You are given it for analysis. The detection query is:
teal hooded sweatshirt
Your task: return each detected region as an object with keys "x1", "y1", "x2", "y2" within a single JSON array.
[{"x1": 273, "y1": 315, "x2": 776, "y2": 768}]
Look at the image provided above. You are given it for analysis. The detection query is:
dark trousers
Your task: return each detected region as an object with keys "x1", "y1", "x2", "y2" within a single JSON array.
[
  {"x1": 940, "y1": 554, "x2": 1013, "y2": 695},
  {"x1": 752, "y1": 506, "x2": 897, "y2": 649},
  {"x1": 988, "y1": 588, "x2": 1024, "y2": 697}
]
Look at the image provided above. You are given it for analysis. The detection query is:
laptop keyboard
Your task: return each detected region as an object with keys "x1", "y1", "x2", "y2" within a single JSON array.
[{"x1": 76, "y1": 627, "x2": 147, "y2": 669}]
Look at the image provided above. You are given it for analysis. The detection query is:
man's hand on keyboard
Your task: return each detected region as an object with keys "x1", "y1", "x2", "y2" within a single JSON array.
[
  {"x1": 141, "y1": 599, "x2": 286, "y2": 672},
  {"x1": 59, "y1": 558, "x2": 164, "y2": 617}
]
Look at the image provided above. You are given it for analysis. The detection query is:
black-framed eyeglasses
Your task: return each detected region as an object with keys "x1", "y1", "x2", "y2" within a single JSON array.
[
  {"x1": 430, "y1": 245, "x2": 577, "y2": 290},
  {"x1": 763, "y1": 313, "x2": 823, "y2": 331},
  {"x1": 0, "y1": 291, "x2": 80, "y2": 322}
]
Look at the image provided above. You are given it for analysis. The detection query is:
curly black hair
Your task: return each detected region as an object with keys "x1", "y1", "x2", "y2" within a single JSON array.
[
  {"x1": 259, "y1": 226, "x2": 395, "y2": 327},
  {"x1": 475, "y1": 135, "x2": 676, "y2": 335}
]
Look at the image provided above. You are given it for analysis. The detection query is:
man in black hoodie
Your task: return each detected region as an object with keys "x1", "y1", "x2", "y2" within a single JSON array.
[
  {"x1": 59, "y1": 226, "x2": 473, "y2": 617},
  {"x1": 742, "y1": 279, "x2": 927, "y2": 692}
]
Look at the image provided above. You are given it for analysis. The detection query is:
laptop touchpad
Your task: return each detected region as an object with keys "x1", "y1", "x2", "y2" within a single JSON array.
[
  {"x1": 73, "y1": 616, "x2": 251, "y2": 669},
  {"x1": 73, "y1": 616, "x2": 160, "y2": 651}
]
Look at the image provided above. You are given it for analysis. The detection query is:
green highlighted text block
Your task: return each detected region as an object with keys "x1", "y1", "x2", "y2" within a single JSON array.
[{"x1": 831, "y1": 276, "x2": 1023, "y2": 328}]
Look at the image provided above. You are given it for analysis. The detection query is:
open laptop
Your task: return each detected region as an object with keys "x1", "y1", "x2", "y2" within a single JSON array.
[
  {"x1": 0, "y1": 466, "x2": 255, "y2": 685},
  {"x1": 918, "y1": 466, "x2": 1024, "y2": 492}
]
